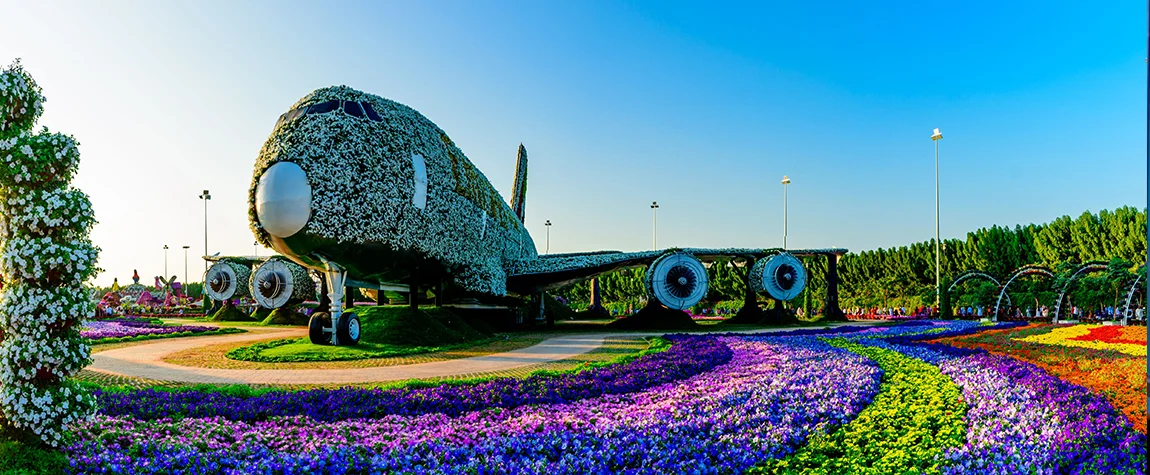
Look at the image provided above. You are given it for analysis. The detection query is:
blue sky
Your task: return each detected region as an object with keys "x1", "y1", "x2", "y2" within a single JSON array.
[{"x1": 0, "y1": 0, "x2": 1144, "y2": 286}]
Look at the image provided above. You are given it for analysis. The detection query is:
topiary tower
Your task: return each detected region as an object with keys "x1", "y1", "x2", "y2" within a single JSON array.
[{"x1": 0, "y1": 60, "x2": 100, "y2": 446}]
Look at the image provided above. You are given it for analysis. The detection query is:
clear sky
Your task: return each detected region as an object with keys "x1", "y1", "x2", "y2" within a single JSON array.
[{"x1": 0, "y1": 1, "x2": 1144, "y2": 287}]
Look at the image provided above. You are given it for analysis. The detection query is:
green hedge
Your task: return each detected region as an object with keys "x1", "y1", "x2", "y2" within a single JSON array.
[
  {"x1": 90, "y1": 327, "x2": 245, "y2": 345},
  {"x1": 224, "y1": 337, "x2": 498, "y2": 363}
]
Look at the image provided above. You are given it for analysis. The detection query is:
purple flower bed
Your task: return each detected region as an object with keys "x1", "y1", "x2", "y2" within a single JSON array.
[
  {"x1": 93, "y1": 334, "x2": 732, "y2": 422},
  {"x1": 856, "y1": 334, "x2": 1146, "y2": 473},
  {"x1": 82, "y1": 319, "x2": 220, "y2": 341},
  {"x1": 67, "y1": 337, "x2": 883, "y2": 474}
]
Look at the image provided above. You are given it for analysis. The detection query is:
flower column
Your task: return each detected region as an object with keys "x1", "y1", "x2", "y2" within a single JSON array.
[{"x1": 0, "y1": 61, "x2": 100, "y2": 446}]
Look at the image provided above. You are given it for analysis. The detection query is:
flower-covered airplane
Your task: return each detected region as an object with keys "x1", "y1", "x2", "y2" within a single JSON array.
[{"x1": 237, "y1": 86, "x2": 844, "y2": 345}]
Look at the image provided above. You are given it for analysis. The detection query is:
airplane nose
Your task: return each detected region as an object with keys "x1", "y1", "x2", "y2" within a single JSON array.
[{"x1": 256, "y1": 161, "x2": 312, "y2": 238}]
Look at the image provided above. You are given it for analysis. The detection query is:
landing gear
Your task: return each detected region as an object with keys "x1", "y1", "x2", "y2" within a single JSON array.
[
  {"x1": 314, "y1": 257, "x2": 351, "y2": 346},
  {"x1": 308, "y1": 312, "x2": 332, "y2": 345},
  {"x1": 336, "y1": 311, "x2": 361, "y2": 345}
]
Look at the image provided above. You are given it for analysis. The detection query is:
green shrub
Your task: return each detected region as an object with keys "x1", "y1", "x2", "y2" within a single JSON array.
[{"x1": 0, "y1": 438, "x2": 67, "y2": 475}]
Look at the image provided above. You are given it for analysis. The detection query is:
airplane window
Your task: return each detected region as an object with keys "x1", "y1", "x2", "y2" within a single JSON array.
[
  {"x1": 411, "y1": 153, "x2": 428, "y2": 210},
  {"x1": 343, "y1": 101, "x2": 364, "y2": 118},
  {"x1": 306, "y1": 100, "x2": 339, "y2": 115},
  {"x1": 361, "y1": 102, "x2": 382, "y2": 121},
  {"x1": 286, "y1": 107, "x2": 307, "y2": 121}
]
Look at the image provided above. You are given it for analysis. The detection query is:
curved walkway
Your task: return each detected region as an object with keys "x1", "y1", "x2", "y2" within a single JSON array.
[{"x1": 86, "y1": 323, "x2": 874, "y2": 385}]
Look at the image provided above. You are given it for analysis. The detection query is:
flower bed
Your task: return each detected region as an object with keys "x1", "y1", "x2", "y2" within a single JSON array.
[
  {"x1": 1014, "y1": 324, "x2": 1146, "y2": 356},
  {"x1": 69, "y1": 336, "x2": 881, "y2": 474},
  {"x1": 55, "y1": 321, "x2": 1147, "y2": 472},
  {"x1": 934, "y1": 324, "x2": 1148, "y2": 433},
  {"x1": 81, "y1": 320, "x2": 242, "y2": 343}
]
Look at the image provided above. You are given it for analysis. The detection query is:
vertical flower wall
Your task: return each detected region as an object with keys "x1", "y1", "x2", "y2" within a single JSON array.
[{"x1": 0, "y1": 60, "x2": 100, "y2": 446}]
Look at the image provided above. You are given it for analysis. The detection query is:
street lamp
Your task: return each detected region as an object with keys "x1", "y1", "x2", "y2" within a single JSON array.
[
  {"x1": 199, "y1": 190, "x2": 211, "y2": 274},
  {"x1": 544, "y1": 220, "x2": 552, "y2": 254},
  {"x1": 253, "y1": 241, "x2": 258, "y2": 257},
  {"x1": 931, "y1": 128, "x2": 943, "y2": 308},
  {"x1": 650, "y1": 201, "x2": 659, "y2": 249},
  {"x1": 163, "y1": 245, "x2": 169, "y2": 278},
  {"x1": 781, "y1": 175, "x2": 791, "y2": 249},
  {"x1": 182, "y1": 246, "x2": 190, "y2": 287}
]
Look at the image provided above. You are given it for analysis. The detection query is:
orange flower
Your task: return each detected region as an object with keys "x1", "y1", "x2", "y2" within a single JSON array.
[{"x1": 934, "y1": 324, "x2": 1147, "y2": 433}]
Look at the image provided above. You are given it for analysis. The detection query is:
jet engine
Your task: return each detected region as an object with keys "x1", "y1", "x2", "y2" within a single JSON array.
[
  {"x1": 249, "y1": 257, "x2": 315, "y2": 309},
  {"x1": 645, "y1": 252, "x2": 709, "y2": 311},
  {"x1": 749, "y1": 252, "x2": 806, "y2": 301},
  {"x1": 203, "y1": 260, "x2": 253, "y2": 302}
]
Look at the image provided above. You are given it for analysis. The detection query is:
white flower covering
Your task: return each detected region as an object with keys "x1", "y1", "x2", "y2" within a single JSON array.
[
  {"x1": 0, "y1": 61, "x2": 98, "y2": 447},
  {"x1": 248, "y1": 86, "x2": 535, "y2": 296},
  {"x1": 0, "y1": 60, "x2": 44, "y2": 136},
  {"x1": 248, "y1": 256, "x2": 315, "y2": 304}
]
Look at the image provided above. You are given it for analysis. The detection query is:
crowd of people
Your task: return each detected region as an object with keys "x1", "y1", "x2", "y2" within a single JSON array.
[{"x1": 845, "y1": 306, "x2": 938, "y2": 320}]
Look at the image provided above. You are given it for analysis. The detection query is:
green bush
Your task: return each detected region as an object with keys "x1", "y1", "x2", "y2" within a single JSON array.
[{"x1": 0, "y1": 438, "x2": 67, "y2": 475}]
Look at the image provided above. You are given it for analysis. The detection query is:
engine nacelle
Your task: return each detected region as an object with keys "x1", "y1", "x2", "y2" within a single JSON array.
[
  {"x1": 645, "y1": 252, "x2": 709, "y2": 311},
  {"x1": 749, "y1": 252, "x2": 806, "y2": 301},
  {"x1": 203, "y1": 260, "x2": 253, "y2": 302},
  {"x1": 249, "y1": 257, "x2": 316, "y2": 309}
]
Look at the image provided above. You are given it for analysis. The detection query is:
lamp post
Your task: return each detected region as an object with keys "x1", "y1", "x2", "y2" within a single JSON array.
[
  {"x1": 199, "y1": 190, "x2": 211, "y2": 274},
  {"x1": 650, "y1": 201, "x2": 659, "y2": 249},
  {"x1": 182, "y1": 246, "x2": 190, "y2": 288},
  {"x1": 163, "y1": 245, "x2": 169, "y2": 278},
  {"x1": 931, "y1": 128, "x2": 943, "y2": 308},
  {"x1": 544, "y1": 220, "x2": 552, "y2": 254},
  {"x1": 253, "y1": 241, "x2": 258, "y2": 257},
  {"x1": 781, "y1": 175, "x2": 791, "y2": 249}
]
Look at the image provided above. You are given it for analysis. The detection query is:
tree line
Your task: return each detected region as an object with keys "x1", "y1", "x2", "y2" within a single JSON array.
[{"x1": 554, "y1": 207, "x2": 1146, "y2": 314}]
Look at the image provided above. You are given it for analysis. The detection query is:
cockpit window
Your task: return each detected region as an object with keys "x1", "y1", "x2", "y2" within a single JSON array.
[
  {"x1": 343, "y1": 101, "x2": 364, "y2": 118},
  {"x1": 361, "y1": 102, "x2": 382, "y2": 121},
  {"x1": 306, "y1": 100, "x2": 339, "y2": 115},
  {"x1": 278, "y1": 100, "x2": 383, "y2": 128}
]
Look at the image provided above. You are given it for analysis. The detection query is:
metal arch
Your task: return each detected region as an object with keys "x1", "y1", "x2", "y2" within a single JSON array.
[
  {"x1": 1052, "y1": 261, "x2": 1110, "y2": 323},
  {"x1": 1122, "y1": 271, "x2": 1145, "y2": 326},
  {"x1": 947, "y1": 270, "x2": 1002, "y2": 293},
  {"x1": 993, "y1": 265, "x2": 1056, "y2": 322},
  {"x1": 947, "y1": 270, "x2": 1012, "y2": 309}
]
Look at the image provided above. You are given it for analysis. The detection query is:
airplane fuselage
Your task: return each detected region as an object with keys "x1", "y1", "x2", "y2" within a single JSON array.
[{"x1": 250, "y1": 86, "x2": 536, "y2": 296}]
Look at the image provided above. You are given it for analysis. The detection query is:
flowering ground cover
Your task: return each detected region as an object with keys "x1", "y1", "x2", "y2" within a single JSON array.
[
  {"x1": 1017, "y1": 324, "x2": 1146, "y2": 356},
  {"x1": 47, "y1": 321, "x2": 1149, "y2": 473},
  {"x1": 936, "y1": 324, "x2": 1148, "y2": 433},
  {"x1": 82, "y1": 318, "x2": 243, "y2": 343},
  {"x1": 69, "y1": 337, "x2": 882, "y2": 473}
]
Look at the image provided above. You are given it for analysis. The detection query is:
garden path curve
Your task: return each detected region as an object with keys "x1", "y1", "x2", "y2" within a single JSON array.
[{"x1": 86, "y1": 323, "x2": 873, "y2": 385}]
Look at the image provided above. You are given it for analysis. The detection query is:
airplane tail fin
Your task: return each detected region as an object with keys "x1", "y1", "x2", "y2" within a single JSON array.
[{"x1": 511, "y1": 143, "x2": 528, "y2": 223}]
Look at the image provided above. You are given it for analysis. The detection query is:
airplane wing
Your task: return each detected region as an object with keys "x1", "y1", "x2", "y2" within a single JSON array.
[{"x1": 504, "y1": 247, "x2": 846, "y2": 293}]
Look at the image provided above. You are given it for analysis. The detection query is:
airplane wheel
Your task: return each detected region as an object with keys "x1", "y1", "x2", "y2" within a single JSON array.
[
  {"x1": 309, "y1": 312, "x2": 331, "y2": 345},
  {"x1": 336, "y1": 312, "x2": 361, "y2": 346}
]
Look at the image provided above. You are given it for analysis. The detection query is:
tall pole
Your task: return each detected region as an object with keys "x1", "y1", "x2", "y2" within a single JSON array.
[
  {"x1": 932, "y1": 129, "x2": 943, "y2": 308},
  {"x1": 182, "y1": 246, "x2": 189, "y2": 287},
  {"x1": 199, "y1": 190, "x2": 211, "y2": 276},
  {"x1": 544, "y1": 220, "x2": 551, "y2": 254},
  {"x1": 650, "y1": 201, "x2": 659, "y2": 249},
  {"x1": 253, "y1": 241, "x2": 258, "y2": 257},
  {"x1": 781, "y1": 176, "x2": 791, "y2": 249},
  {"x1": 163, "y1": 245, "x2": 169, "y2": 278}
]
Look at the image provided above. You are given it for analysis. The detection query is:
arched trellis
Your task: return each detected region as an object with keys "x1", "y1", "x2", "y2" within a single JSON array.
[
  {"x1": 1121, "y1": 268, "x2": 1145, "y2": 325},
  {"x1": 946, "y1": 270, "x2": 1012, "y2": 310},
  {"x1": 993, "y1": 265, "x2": 1056, "y2": 322},
  {"x1": 1052, "y1": 261, "x2": 1110, "y2": 323}
]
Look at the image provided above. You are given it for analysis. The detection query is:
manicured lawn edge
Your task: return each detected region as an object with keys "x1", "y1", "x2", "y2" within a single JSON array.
[
  {"x1": 89, "y1": 327, "x2": 245, "y2": 345},
  {"x1": 224, "y1": 336, "x2": 502, "y2": 363}
]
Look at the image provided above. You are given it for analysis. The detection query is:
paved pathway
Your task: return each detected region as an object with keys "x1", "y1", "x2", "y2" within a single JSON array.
[{"x1": 86, "y1": 323, "x2": 873, "y2": 385}]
